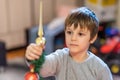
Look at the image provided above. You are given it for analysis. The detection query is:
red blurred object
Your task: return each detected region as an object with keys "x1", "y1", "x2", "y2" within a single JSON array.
[
  {"x1": 113, "y1": 42, "x2": 120, "y2": 53},
  {"x1": 99, "y1": 26, "x2": 104, "y2": 31},
  {"x1": 24, "y1": 72, "x2": 39, "y2": 80},
  {"x1": 100, "y1": 37, "x2": 119, "y2": 54},
  {"x1": 24, "y1": 64, "x2": 39, "y2": 80}
]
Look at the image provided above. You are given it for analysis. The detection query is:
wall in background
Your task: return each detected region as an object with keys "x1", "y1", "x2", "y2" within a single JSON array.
[
  {"x1": 32, "y1": 0, "x2": 78, "y2": 25},
  {"x1": 1, "y1": 0, "x2": 119, "y2": 50},
  {"x1": 0, "y1": 0, "x2": 80, "y2": 49},
  {"x1": 0, "y1": 0, "x2": 32, "y2": 49},
  {"x1": 32, "y1": 0, "x2": 55, "y2": 25}
]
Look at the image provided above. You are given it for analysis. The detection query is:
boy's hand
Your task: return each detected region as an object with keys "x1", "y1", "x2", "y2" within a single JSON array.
[{"x1": 25, "y1": 43, "x2": 44, "y2": 61}]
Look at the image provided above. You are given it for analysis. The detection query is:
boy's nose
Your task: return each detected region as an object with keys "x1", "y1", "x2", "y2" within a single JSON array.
[{"x1": 71, "y1": 34, "x2": 77, "y2": 41}]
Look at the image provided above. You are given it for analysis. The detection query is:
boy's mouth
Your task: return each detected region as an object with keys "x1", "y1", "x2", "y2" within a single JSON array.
[{"x1": 70, "y1": 44, "x2": 78, "y2": 46}]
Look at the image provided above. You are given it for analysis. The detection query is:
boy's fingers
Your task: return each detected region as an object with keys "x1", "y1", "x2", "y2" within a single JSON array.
[
  {"x1": 25, "y1": 43, "x2": 44, "y2": 60},
  {"x1": 26, "y1": 55, "x2": 35, "y2": 60},
  {"x1": 30, "y1": 43, "x2": 43, "y2": 55},
  {"x1": 26, "y1": 50, "x2": 40, "y2": 60},
  {"x1": 29, "y1": 52, "x2": 40, "y2": 59},
  {"x1": 30, "y1": 46, "x2": 41, "y2": 56}
]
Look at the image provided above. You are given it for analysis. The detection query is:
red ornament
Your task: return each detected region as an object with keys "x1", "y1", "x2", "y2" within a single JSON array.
[
  {"x1": 24, "y1": 72, "x2": 39, "y2": 80},
  {"x1": 24, "y1": 64, "x2": 39, "y2": 80}
]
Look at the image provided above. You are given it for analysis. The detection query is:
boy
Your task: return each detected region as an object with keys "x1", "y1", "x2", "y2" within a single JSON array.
[{"x1": 25, "y1": 7, "x2": 113, "y2": 80}]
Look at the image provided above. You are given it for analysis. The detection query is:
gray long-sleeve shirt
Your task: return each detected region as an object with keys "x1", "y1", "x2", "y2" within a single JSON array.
[{"x1": 40, "y1": 48, "x2": 113, "y2": 80}]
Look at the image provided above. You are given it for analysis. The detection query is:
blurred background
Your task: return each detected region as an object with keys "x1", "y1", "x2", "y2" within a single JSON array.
[{"x1": 0, "y1": 0, "x2": 120, "y2": 80}]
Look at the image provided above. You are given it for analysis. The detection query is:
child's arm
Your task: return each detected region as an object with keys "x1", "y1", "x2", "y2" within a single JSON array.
[
  {"x1": 25, "y1": 43, "x2": 61, "y2": 77},
  {"x1": 40, "y1": 52, "x2": 61, "y2": 77}
]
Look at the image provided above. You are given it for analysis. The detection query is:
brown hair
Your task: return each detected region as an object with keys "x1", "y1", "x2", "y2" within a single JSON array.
[{"x1": 65, "y1": 7, "x2": 99, "y2": 40}]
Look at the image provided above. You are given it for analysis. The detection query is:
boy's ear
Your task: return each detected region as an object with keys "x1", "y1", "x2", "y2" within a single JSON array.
[{"x1": 90, "y1": 34, "x2": 97, "y2": 44}]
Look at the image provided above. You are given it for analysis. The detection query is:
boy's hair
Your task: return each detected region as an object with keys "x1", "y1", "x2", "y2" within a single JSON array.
[{"x1": 65, "y1": 7, "x2": 99, "y2": 40}]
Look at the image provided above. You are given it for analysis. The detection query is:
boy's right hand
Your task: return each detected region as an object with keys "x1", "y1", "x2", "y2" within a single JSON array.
[{"x1": 25, "y1": 43, "x2": 44, "y2": 61}]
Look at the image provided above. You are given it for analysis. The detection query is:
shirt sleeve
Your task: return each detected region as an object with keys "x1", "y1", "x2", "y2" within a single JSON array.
[
  {"x1": 97, "y1": 64, "x2": 113, "y2": 80},
  {"x1": 40, "y1": 50, "x2": 62, "y2": 77}
]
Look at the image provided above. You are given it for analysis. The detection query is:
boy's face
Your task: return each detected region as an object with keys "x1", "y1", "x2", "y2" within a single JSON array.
[{"x1": 65, "y1": 24, "x2": 96, "y2": 55}]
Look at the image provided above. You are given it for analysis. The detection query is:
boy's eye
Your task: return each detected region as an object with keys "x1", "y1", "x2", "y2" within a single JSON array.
[
  {"x1": 66, "y1": 31, "x2": 72, "y2": 35},
  {"x1": 78, "y1": 33, "x2": 84, "y2": 36}
]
